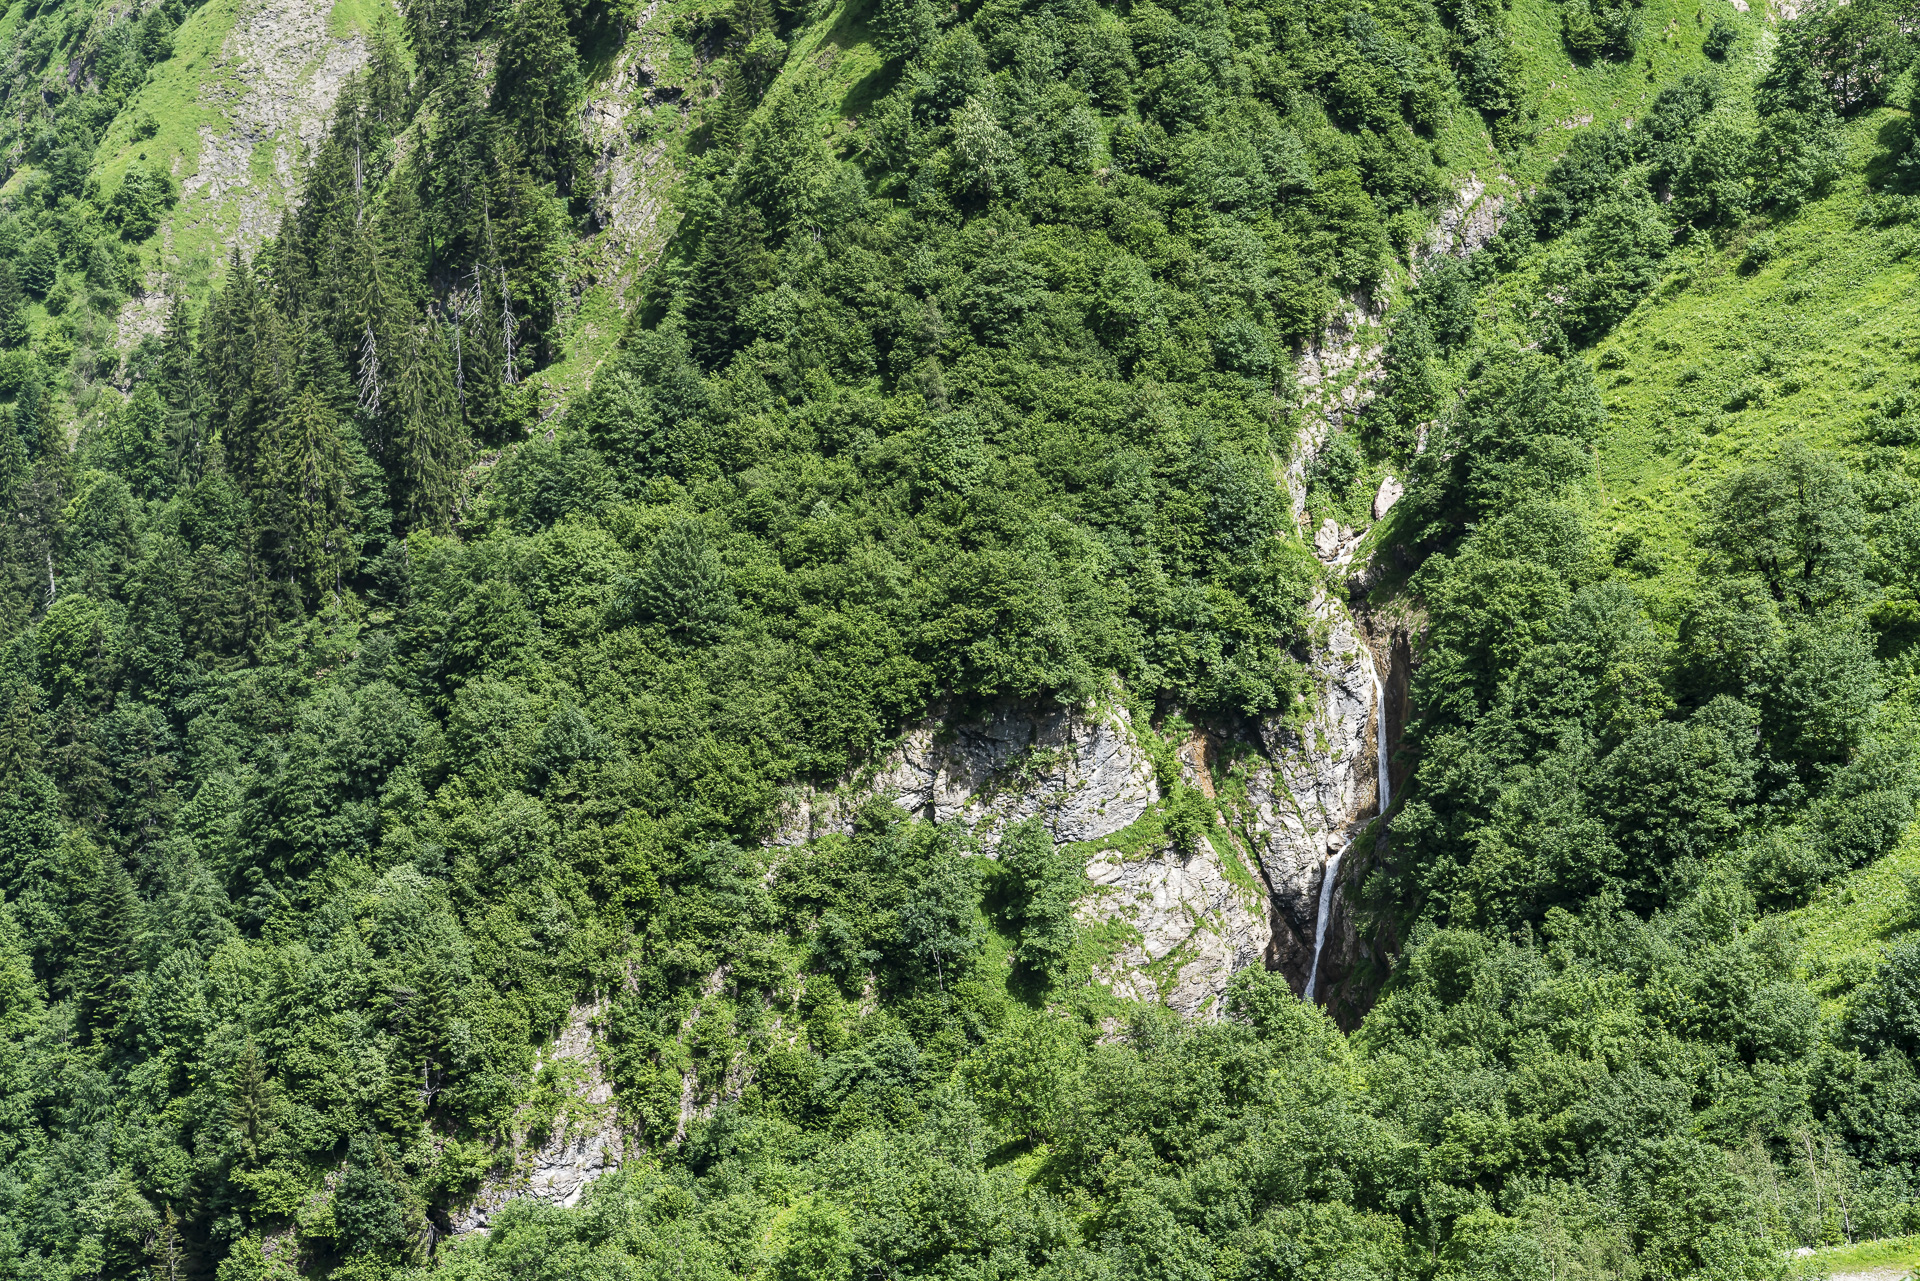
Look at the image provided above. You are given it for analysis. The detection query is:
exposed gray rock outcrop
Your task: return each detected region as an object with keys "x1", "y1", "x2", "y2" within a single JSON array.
[
  {"x1": 450, "y1": 1003, "x2": 629, "y2": 1235},
  {"x1": 1235, "y1": 593, "x2": 1384, "y2": 985},
  {"x1": 179, "y1": 0, "x2": 372, "y2": 252},
  {"x1": 579, "y1": 0, "x2": 684, "y2": 300},
  {"x1": 772, "y1": 700, "x2": 1156, "y2": 848},
  {"x1": 1373, "y1": 475, "x2": 1405, "y2": 520},
  {"x1": 117, "y1": 0, "x2": 372, "y2": 368},
  {"x1": 773, "y1": 700, "x2": 1270, "y2": 1019},
  {"x1": 1420, "y1": 173, "x2": 1509, "y2": 265}
]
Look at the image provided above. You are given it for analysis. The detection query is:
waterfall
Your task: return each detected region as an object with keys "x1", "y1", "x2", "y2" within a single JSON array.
[
  {"x1": 1304, "y1": 840, "x2": 1347, "y2": 1001},
  {"x1": 1371, "y1": 654, "x2": 1390, "y2": 813},
  {"x1": 1306, "y1": 644, "x2": 1389, "y2": 1003}
]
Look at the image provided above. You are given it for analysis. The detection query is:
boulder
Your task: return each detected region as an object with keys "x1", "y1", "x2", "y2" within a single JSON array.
[{"x1": 1372, "y1": 475, "x2": 1405, "y2": 521}]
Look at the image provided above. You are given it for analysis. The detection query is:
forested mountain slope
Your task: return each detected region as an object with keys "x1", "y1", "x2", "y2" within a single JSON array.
[{"x1": 0, "y1": 0, "x2": 1917, "y2": 1275}]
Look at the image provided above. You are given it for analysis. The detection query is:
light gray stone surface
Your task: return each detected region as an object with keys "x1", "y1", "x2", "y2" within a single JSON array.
[
  {"x1": 579, "y1": 0, "x2": 684, "y2": 298},
  {"x1": 1373, "y1": 475, "x2": 1405, "y2": 520},
  {"x1": 118, "y1": 0, "x2": 373, "y2": 369},
  {"x1": 180, "y1": 0, "x2": 372, "y2": 251},
  {"x1": 772, "y1": 700, "x2": 1157, "y2": 848},
  {"x1": 1419, "y1": 173, "x2": 1509, "y2": 265},
  {"x1": 450, "y1": 1003, "x2": 628, "y2": 1234}
]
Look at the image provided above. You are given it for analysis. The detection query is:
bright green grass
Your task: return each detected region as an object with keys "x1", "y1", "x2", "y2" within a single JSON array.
[
  {"x1": 1429, "y1": 0, "x2": 1762, "y2": 192},
  {"x1": 327, "y1": 0, "x2": 395, "y2": 42},
  {"x1": 92, "y1": 0, "x2": 404, "y2": 289},
  {"x1": 0, "y1": 0, "x2": 29, "y2": 63},
  {"x1": 93, "y1": 0, "x2": 239, "y2": 279},
  {"x1": 1789, "y1": 818, "x2": 1920, "y2": 1010},
  {"x1": 1797, "y1": 1233, "x2": 1920, "y2": 1277},
  {"x1": 1582, "y1": 109, "x2": 1919, "y2": 616},
  {"x1": 531, "y1": 281, "x2": 630, "y2": 397}
]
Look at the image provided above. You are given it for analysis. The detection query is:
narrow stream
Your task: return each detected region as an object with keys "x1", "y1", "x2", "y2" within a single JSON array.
[{"x1": 1306, "y1": 645, "x2": 1388, "y2": 1003}]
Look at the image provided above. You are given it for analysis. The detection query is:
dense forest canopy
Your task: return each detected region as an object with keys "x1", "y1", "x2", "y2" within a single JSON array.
[{"x1": 0, "y1": 0, "x2": 1912, "y2": 1275}]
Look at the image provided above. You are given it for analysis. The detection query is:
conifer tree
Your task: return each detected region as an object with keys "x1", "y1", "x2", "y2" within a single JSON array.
[
  {"x1": 0, "y1": 906, "x2": 43, "y2": 1040},
  {"x1": 733, "y1": 72, "x2": 833, "y2": 237},
  {"x1": 0, "y1": 264, "x2": 26, "y2": 350},
  {"x1": 418, "y1": 59, "x2": 500, "y2": 265},
  {"x1": 156, "y1": 293, "x2": 203, "y2": 488},
  {"x1": 364, "y1": 21, "x2": 412, "y2": 140},
  {"x1": 349, "y1": 223, "x2": 416, "y2": 459},
  {"x1": 19, "y1": 237, "x2": 54, "y2": 297},
  {"x1": 457, "y1": 259, "x2": 507, "y2": 443},
  {"x1": 494, "y1": 0, "x2": 584, "y2": 187},
  {"x1": 200, "y1": 251, "x2": 262, "y2": 465},
  {"x1": 399, "y1": 0, "x2": 463, "y2": 94},
  {"x1": 73, "y1": 853, "x2": 142, "y2": 1043},
  {"x1": 11, "y1": 374, "x2": 48, "y2": 462},
  {"x1": 230, "y1": 305, "x2": 295, "y2": 500},
  {"x1": 264, "y1": 386, "x2": 358, "y2": 602},
  {"x1": 295, "y1": 312, "x2": 357, "y2": 419},
  {"x1": 379, "y1": 964, "x2": 454, "y2": 1128},
  {"x1": 684, "y1": 207, "x2": 768, "y2": 370},
  {"x1": 227, "y1": 1039, "x2": 272, "y2": 1168},
  {"x1": 621, "y1": 517, "x2": 736, "y2": 641},
  {"x1": 394, "y1": 319, "x2": 462, "y2": 533},
  {"x1": 711, "y1": 71, "x2": 755, "y2": 154},
  {"x1": 336, "y1": 1131, "x2": 408, "y2": 1258}
]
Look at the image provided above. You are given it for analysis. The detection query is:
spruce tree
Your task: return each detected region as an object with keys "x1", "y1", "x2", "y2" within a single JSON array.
[
  {"x1": 336, "y1": 1131, "x2": 407, "y2": 1258},
  {"x1": 379, "y1": 963, "x2": 454, "y2": 1128},
  {"x1": 201, "y1": 252, "x2": 263, "y2": 472},
  {"x1": 394, "y1": 319, "x2": 462, "y2": 534},
  {"x1": 73, "y1": 853, "x2": 142, "y2": 1044},
  {"x1": 295, "y1": 312, "x2": 357, "y2": 419},
  {"x1": 11, "y1": 375, "x2": 49, "y2": 462},
  {"x1": 684, "y1": 207, "x2": 768, "y2": 370},
  {"x1": 226, "y1": 1039, "x2": 272, "y2": 1168},
  {"x1": 365, "y1": 20, "x2": 412, "y2": 139},
  {"x1": 399, "y1": 0, "x2": 463, "y2": 94},
  {"x1": 0, "y1": 264, "x2": 26, "y2": 350},
  {"x1": 349, "y1": 222, "x2": 417, "y2": 459},
  {"x1": 19, "y1": 237, "x2": 54, "y2": 297},
  {"x1": 494, "y1": 0, "x2": 584, "y2": 187},
  {"x1": 231, "y1": 306, "x2": 295, "y2": 501},
  {"x1": 156, "y1": 293, "x2": 203, "y2": 488},
  {"x1": 264, "y1": 386, "x2": 357, "y2": 602},
  {"x1": 457, "y1": 256, "x2": 507, "y2": 444},
  {"x1": 621, "y1": 517, "x2": 736, "y2": 641}
]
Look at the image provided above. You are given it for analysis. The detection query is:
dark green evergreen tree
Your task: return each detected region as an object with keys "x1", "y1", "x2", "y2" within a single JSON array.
[
  {"x1": 0, "y1": 264, "x2": 27, "y2": 350},
  {"x1": 72, "y1": 852, "x2": 141, "y2": 1043},
  {"x1": 394, "y1": 318, "x2": 463, "y2": 534},
  {"x1": 493, "y1": 0, "x2": 583, "y2": 187},
  {"x1": 264, "y1": 386, "x2": 358, "y2": 602},
  {"x1": 156, "y1": 293, "x2": 204, "y2": 488},
  {"x1": 683, "y1": 207, "x2": 767, "y2": 371},
  {"x1": 231, "y1": 304, "x2": 295, "y2": 501},
  {"x1": 201, "y1": 252, "x2": 264, "y2": 477}
]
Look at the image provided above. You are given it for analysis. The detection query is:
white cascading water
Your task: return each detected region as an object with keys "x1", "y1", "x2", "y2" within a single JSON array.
[
  {"x1": 1304, "y1": 841, "x2": 1347, "y2": 1001},
  {"x1": 1372, "y1": 655, "x2": 1390, "y2": 813},
  {"x1": 1306, "y1": 647, "x2": 1389, "y2": 1002}
]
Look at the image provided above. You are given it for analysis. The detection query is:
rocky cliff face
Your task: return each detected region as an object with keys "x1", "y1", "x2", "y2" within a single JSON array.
[
  {"x1": 578, "y1": 0, "x2": 692, "y2": 302},
  {"x1": 113, "y1": 0, "x2": 376, "y2": 364},
  {"x1": 770, "y1": 618, "x2": 1391, "y2": 1017},
  {"x1": 774, "y1": 698, "x2": 1276, "y2": 1019},
  {"x1": 1235, "y1": 593, "x2": 1386, "y2": 989},
  {"x1": 179, "y1": 0, "x2": 371, "y2": 251},
  {"x1": 448, "y1": 1003, "x2": 630, "y2": 1236}
]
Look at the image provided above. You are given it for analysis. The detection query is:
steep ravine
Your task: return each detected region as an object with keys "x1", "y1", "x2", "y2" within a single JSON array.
[{"x1": 443, "y1": 176, "x2": 1502, "y2": 1229}]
